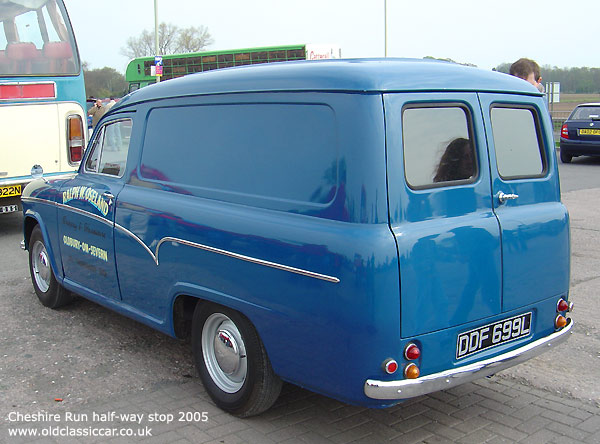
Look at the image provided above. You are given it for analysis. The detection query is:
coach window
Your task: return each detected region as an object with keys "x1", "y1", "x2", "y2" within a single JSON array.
[{"x1": 402, "y1": 106, "x2": 477, "y2": 189}]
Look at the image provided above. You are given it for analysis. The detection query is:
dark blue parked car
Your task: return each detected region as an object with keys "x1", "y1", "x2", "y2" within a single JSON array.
[
  {"x1": 21, "y1": 59, "x2": 573, "y2": 417},
  {"x1": 560, "y1": 103, "x2": 600, "y2": 162}
]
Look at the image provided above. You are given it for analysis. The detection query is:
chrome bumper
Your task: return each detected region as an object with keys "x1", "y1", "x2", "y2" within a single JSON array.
[{"x1": 364, "y1": 319, "x2": 573, "y2": 400}]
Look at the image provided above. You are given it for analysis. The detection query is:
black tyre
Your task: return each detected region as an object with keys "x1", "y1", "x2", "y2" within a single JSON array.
[
  {"x1": 560, "y1": 148, "x2": 572, "y2": 163},
  {"x1": 28, "y1": 225, "x2": 73, "y2": 308},
  {"x1": 192, "y1": 302, "x2": 282, "y2": 417}
]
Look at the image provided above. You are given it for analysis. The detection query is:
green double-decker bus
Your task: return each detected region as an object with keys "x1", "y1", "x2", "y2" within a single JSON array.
[{"x1": 125, "y1": 44, "x2": 341, "y2": 92}]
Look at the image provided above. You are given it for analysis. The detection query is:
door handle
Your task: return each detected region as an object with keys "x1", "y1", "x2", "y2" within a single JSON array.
[
  {"x1": 102, "y1": 191, "x2": 114, "y2": 206},
  {"x1": 498, "y1": 191, "x2": 518, "y2": 204}
]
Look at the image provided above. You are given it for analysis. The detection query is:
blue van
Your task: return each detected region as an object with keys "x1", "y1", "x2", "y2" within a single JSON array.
[{"x1": 21, "y1": 59, "x2": 573, "y2": 417}]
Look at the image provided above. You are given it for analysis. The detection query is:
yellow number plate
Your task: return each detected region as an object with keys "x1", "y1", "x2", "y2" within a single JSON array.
[
  {"x1": 579, "y1": 128, "x2": 600, "y2": 136},
  {"x1": 0, "y1": 184, "x2": 22, "y2": 198}
]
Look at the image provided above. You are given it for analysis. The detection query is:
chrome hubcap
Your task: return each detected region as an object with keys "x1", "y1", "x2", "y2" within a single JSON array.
[
  {"x1": 214, "y1": 328, "x2": 241, "y2": 375},
  {"x1": 32, "y1": 240, "x2": 50, "y2": 292},
  {"x1": 202, "y1": 313, "x2": 247, "y2": 393}
]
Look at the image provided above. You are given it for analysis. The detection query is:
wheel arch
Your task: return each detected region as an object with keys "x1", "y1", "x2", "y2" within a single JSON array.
[
  {"x1": 23, "y1": 214, "x2": 39, "y2": 250},
  {"x1": 172, "y1": 294, "x2": 202, "y2": 340},
  {"x1": 170, "y1": 289, "x2": 270, "y2": 345},
  {"x1": 23, "y1": 212, "x2": 64, "y2": 282}
]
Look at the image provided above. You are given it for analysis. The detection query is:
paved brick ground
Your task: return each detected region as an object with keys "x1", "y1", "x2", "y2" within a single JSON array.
[{"x1": 2, "y1": 376, "x2": 599, "y2": 443}]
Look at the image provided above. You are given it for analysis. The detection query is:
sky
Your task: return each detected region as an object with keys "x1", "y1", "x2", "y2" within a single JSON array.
[{"x1": 65, "y1": 0, "x2": 599, "y2": 74}]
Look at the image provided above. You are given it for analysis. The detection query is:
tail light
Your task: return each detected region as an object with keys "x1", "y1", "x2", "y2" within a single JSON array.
[
  {"x1": 404, "y1": 343, "x2": 421, "y2": 360},
  {"x1": 561, "y1": 124, "x2": 569, "y2": 139},
  {"x1": 382, "y1": 358, "x2": 398, "y2": 374},
  {"x1": 67, "y1": 114, "x2": 84, "y2": 164},
  {"x1": 557, "y1": 298, "x2": 573, "y2": 313}
]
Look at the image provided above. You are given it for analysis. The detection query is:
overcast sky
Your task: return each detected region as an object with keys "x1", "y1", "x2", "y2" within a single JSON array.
[{"x1": 65, "y1": 0, "x2": 598, "y2": 74}]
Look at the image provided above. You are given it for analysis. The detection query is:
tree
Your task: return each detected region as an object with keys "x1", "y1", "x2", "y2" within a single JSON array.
[
  {"x1": 176, "y1": 25, "x2": 213, "y2": 54},
  {"x1": 83, "y1": 66, "x2": 128, "y2": 98},
  {"x1": 121, "y1": 22, "x2": 213, "y2": 59}
]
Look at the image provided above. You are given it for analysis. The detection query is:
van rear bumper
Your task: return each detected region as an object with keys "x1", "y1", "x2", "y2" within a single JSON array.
[{"x1": 364, "y1": 319, "x2": 573, "y2": 400}]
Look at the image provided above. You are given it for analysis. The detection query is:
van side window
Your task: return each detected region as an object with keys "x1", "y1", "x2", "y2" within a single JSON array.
[
  {"x1": 402, "y1": 106, "x2": 476, "y2": 189},
  {"x1": 490, "y1": 107, "x2": 544, "y2": 178},
  {"x1": 140, "y1": 104, "x2": 337, "y2": 205},
  {"x1": 85, "y1": 127, "x2": 104, "y2": 173},
  {"x1": 84, "y1": 119, "x2": 132, "y2": 177}
]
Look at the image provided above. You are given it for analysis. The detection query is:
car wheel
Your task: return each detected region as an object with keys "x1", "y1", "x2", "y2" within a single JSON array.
[
  {"x1": 192, "y1": 302, "x2": 282, "y2": 417},
  {"x1": 29, "y1": 225, "x2": 73, "y2": 308},
  {"x1": 560, "y1": 148, "x2": 572, "y2": 163}
]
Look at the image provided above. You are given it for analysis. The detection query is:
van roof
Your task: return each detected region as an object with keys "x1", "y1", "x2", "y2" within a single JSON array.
[{"x1": 116, "y1": 58, "x2": 541, "y2": 109}]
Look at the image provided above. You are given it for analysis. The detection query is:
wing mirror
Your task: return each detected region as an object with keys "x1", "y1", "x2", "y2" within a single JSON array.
[{"x1": 31, "y1": 164, "x2": 47, "y2": 182}]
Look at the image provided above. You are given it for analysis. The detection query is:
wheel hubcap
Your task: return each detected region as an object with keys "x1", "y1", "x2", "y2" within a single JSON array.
[
  {"x1": 202, "y1": 313, "x2": 247, "y2": 393},
  {"x1": 214, "y1": 328, "x2": 241, "y2": 375},
  {"x1": 32, "y1": 240, "x2": 50, "y2": 292}
]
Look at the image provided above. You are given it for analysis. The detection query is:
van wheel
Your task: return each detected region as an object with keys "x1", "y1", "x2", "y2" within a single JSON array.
[
  {"x1": 192, "y1": 302, "x2": 282, "y2": 417},
  {"x1": 28, "y1": 225, "x2": 73, "y2": 308},
  {"x1": 560, "y1": 148, "x2": 572, "y2": 163}
]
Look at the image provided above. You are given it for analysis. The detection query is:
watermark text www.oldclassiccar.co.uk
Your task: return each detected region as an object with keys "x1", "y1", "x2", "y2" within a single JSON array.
[{"x1": 5, "y1": 410, "x2": 209, "y2": 439}]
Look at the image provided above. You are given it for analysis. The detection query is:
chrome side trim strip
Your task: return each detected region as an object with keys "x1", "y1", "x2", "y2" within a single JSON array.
[
  {"x1": 22, "y1": 197, "x2": 340, "y2": 284},
  {"x1": 156, "y1": 236, "x2": 340, "y2": 283},
  {"x1": 364, "y1": 319, "x2": 574, "y2": 400},
  {"x1": 56, "y1": 202, "x2": 113, "y2": 227},
  {"x1": 114, "y1": 223, "x2": 158, "y2": 264},
  {"x1": 21, "y1": 196, "x2": 54, "y2": 205},
  {"x1": 22, "y1": 197, "x2": 113, "y2": 228}
]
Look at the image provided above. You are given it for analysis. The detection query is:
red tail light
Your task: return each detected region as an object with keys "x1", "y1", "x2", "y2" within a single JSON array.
[
  {"x1": 557, "y1": 298, "x2": 573, "y2": 313},
  {"x1": 404, "y1": 343, "x2": 421, "y2": 360},
  {"x1": 382, "y1": 358, "x2": 398, "y2": 374},
  {"x1": 67, "y1": 115, "x2": 84, "y2": 164},
  {"x1": 557, "y1": 299, "x2": 569, "y2": 312},
  {"x1": 561, "y1": 124, "x2": 569, "y2": 139}
]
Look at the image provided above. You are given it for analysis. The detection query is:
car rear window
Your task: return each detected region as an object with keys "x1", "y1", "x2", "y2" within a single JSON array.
[{"x1": 570, "y1": 106, "x2": 600, "y2": 120}]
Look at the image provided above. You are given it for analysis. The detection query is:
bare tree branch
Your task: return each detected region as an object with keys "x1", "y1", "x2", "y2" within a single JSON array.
[
  {"x1": 176, "y1": 25, "x2": 214, "y2": 54},
  {"x1": 120, "y1": 22, "x2": 213, "y2": 59}
]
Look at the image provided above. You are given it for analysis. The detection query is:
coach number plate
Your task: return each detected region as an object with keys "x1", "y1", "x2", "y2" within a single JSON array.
[
  {"x1": 0, "y1": 184, "x2": 21, "y2": 198},
  {"x1": 456, "y1": 312, "x2": 532, "y2": 360}
]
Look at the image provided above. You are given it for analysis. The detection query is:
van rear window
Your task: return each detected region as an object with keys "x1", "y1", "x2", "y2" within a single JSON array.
[
  {"x1": 402, "y1": 106, "x2": 477, "y2": 189},
  {"x1": 490, "y1": 107, "x2": 544, "y2": 179},
  {"x1": 140, "y1": 103, "x2": 338, "y2": 206}
]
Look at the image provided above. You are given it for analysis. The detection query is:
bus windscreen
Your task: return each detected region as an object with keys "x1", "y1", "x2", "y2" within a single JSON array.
[{"x1": 0, "y1": 0, "x2": 80, "y2": 76}]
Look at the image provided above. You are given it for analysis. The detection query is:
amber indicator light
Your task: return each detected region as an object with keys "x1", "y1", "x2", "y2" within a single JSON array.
[
  {"x1": 404, "y1": 363, "x2": 420, "y2": 379},
  {"x1": 555, "y1": 314, "x2": 567, "y2": 329}
]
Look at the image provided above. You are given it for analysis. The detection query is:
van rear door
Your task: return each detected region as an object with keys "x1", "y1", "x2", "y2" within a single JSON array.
[
  {"x1": 478, "y1": 94, "x2": 570, "y2": 312},
  {"x1": 385, "y1": 93, "x2": 502, "y2": 338}
]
